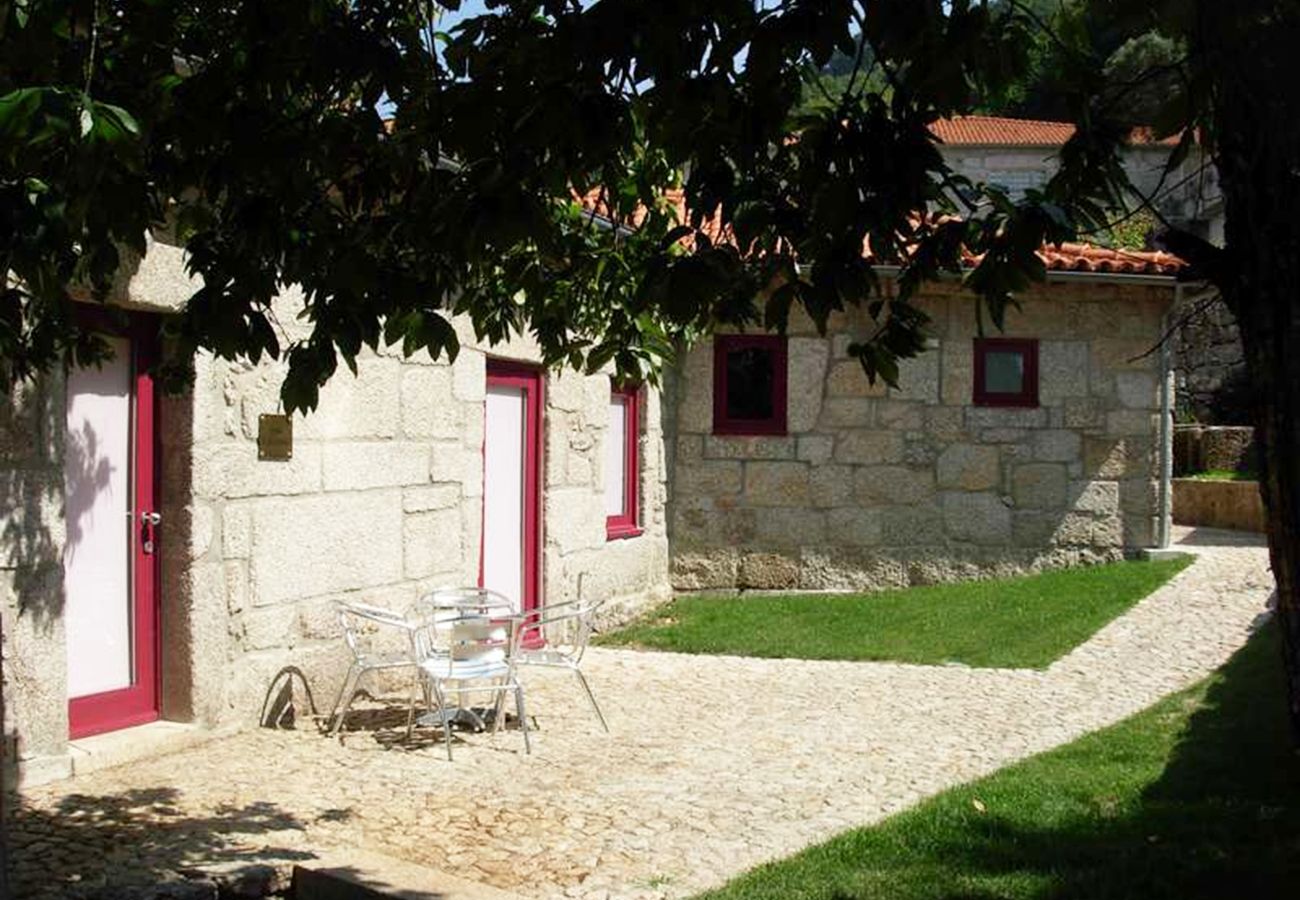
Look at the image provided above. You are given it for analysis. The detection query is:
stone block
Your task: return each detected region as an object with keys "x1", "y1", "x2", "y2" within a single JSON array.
[
  {"x1": 399, "y1": 365, "x2": 460, "y2": 438},
  {"x1": 810, "y1": 464, "x2": 855, "y2": 507},
  {"x1": 826, "y1": 508, "x2": 882, "y2": 546},
  {"x1": 222, "y1": 505, "x2": 251, "y2": 559},
  {"x1": 826, "y1": 360, "x2": 887, "y2": 398},
  {"x1": 193, "y1": 443, "x2": 323, "y2": 500},
  {"x1": 1120, "y1": 478, "x2": 1160, "y2": 514},
  {"x1": 243, "y1": 605, "x2": 299, "y2": 652},
  {"x1": 224, "y1": 560, "x2": 247, "y2": 615},
  {"x1": 877, "y1": 401, "x2": 923, "y2": 431},
  {"x1": 322, "y1": 442, "x2": 430, "y2": 491},
  {"x1": 1012, "y1": 463, "x2": 1069, "y2": 509},
  {"x1": 1106, "y1": 409, "x2": 1158, "y2": 436},
  {"x1": 670, "y1": 550, "x2": 739, "y2": 590},
  {"x1": 798, "y1": 548, "x2": 909, "y2": 591},
  {"x1": 940, "y1": 340, "x2": 974, "y2": 405},
  {"x1": 703, "y1": 435, "x2": 796, "y2": 460},
  {"x1": 923, "y1": 406, "x2": 966, "y2": 438},
  {"x1": 430, "y1": 442, "x2": 481, "y2": 494},
  {"x1": 879, "y1": 505, "x2": 945, "y2": 546},
  {"x1": 452, "y1": 350, "x2": 487, "y2": 402},
  {"x1": 855, "y1": 465, "x2": 936, "y2": 505},
  {"x1": 936, "y1": 444, "x2": 1000, "y2": 491},
  {"x1": 312, "y1": 356, "x2": 401, "y2": 439},
  {"x1": 1115, "y1": 371, "x2": 1159, "y2": 409},
  {"x1": 402, "y1": 484, "x2": 461, "y2": 512},
  {"x1": 754, "y1": 508, "x2": 825, "y2": 547},
  {"x1": 1083, "y1": 437, "x2": 1151, "y2": 479},
  {"x1": 1092, "y1": 514, "x2": 1123, "y2": 548},
  {"x1": 738, "y1": 552, "x2": 800, "y2": 589},
  {"x1": 248, "y1": 491, "x2": 404, "y2": 606},
  {"x1": 1037, "y1": 341, "x2": 1090, "y2": 403},
  {"x1": 1068, "y1": 480, "x2": 1119, "y2": 515},
  {"x1": 834, "y1": 430, "x2": 904, "y2": 465},
  {"x1": 889, "y1": 350, "x2": 940, "y2": 404},
  {"x1": 1051, "y1": 513, "x2": 1097, "y2": 547},
  {"x1": 818, "y1": 397, "x2": 876, "y2": 428},
  {"x1": 745, "y1": 461, "x2": 810, "y2": 507},
  {"x1": 675, "y1": 345, "x2": 714, "y2": 434},
  {"x1": 964, "y1": 407, "x2": 1047, "y2": 430},
  {"x1": 1012, "y1": 510, "x2": 1059, "y2": 546},
  {"x1": 1031, "y1": 430, "x2": 1082, "y2": 462},
  {"x1": 980, "y1": 428, "x2": 1027, "y2": 444},
  {"x1": 544, "y1": 487, "x2": 605, "y2": 554},
  {"x1": 941, "y1": 492, "x2": 1012, "y2": 544},
  {"x1": 675, "y1": 435, "x2": 705, "y2": 463},
  {"x1": 1063, "y1": 397, "x2": 1106, "y2": 429},
  {"x1": 797, "y1": 435, "x2": 835, "y2": 464},
  {"x1": 403, "y1": 508, "x2": 463, "y2": 580},
  {"x1": 675, "y1": 461, "x2": 743, "y2": 496},
  {"x1": 787, "y1": 338, "x2": 829, "y2": 431}
]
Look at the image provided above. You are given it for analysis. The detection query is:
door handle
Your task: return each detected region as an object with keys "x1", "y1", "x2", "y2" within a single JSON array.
[
  {"x1": 140, "y1": 511, "x2": 162, "y2": 526},
  {"x1": 140, "y1": 510, "x2": 161, "y2": 554}
]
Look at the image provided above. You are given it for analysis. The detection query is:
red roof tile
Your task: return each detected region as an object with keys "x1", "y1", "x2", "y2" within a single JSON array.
[
  {"x1": 931, "y1": 115, "x2": 1177, "y2": 147},
  {"x1": 1033, "y1": 242, "x2": 1183, "y2": 275}
]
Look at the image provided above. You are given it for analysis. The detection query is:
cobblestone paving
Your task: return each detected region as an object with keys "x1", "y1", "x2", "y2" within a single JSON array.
[{"x1": 8, "y1": 528, "x2": 1275, "y2": 900}]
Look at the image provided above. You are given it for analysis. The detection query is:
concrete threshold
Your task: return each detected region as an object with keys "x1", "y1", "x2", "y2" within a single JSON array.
[
  {"x1": 293, "y1": 847, "x2": 527, "y2": 900},
  {"x1": 65, "y1": 720, "x2": 227, "y2": 780}
]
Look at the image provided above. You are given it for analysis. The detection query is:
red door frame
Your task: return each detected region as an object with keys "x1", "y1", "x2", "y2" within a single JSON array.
[
  {"x1": 481, "y1": 361, "x2": 543, "y2": 620},
  {"x1": 68, "y1": 315, "x2": 162, "y2": 739}
]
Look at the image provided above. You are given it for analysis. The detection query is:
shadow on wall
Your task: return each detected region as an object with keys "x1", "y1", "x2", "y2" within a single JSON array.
[{"x1": 1, "y1": 380, "x2": 66, "y2": 628}]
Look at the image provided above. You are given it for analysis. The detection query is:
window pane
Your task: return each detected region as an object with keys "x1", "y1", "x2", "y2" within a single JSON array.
[
  {"x1": 984, "y1": 350, "x2": 1025, "y2": 394},
  {"x1": 725, "y1": 348, "x2": 775, "y2": 420},
  {"x1": 605, "y1": 397, "x2": 627, "y2": 516}
]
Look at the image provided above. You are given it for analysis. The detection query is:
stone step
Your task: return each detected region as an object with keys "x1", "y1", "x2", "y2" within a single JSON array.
[{"x1": 290, "y1": 848, "x2": 526, "y2": 900}]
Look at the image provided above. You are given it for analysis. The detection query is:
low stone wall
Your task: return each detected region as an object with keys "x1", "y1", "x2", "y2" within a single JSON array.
[
  {"x1": 1172, "y1": 478, "x2": 1266, "y2": 532},
  {"x1": 1173, "y1": 424, "x2": 1257, "y2": 475}
]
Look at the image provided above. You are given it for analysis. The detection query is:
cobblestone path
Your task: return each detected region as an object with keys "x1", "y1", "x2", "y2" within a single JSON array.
[{"x1": 8, "y1": 528, "x2": 1274, "y2": 900}]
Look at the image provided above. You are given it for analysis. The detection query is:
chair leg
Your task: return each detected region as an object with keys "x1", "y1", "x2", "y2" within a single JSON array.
[
  {"x1": 573, "y1": 666, "x2": 610, "y2": 733},
  {"x1": 405, "y1": 673, "x2": 424, "y2": 742},
  {"x1": 430, "y1": 681, "x2": 454, "y2": 762},
  {"x1": 491, "y1": 678, "x2": 508, "y2": 735},
  {"x1": 515, "y1": 684, "x2": 531, "y2": 755},
  {"x1": 328, "y1": 664, "x2": 362, "y2": 738}
]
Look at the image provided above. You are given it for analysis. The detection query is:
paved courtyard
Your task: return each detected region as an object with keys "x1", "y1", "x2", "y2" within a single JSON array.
[{"x1": 8, "y1": 527, "x2": 1275, "y2": 900}]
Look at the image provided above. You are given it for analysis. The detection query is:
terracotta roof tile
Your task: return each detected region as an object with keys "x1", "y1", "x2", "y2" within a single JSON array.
[{"x1": 931, "y1": 115, "x2": 1177, "y2": 147}]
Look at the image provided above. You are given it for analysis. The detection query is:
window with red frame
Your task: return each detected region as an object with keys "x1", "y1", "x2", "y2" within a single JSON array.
[
  {"x1": 605, "y1": 383, "x2": 642, "y2": 540},
  {"x1": 713, "y1": 335, "x2": 788, "y2": 435},
  {"x1": 973, "y1": 338, "x2": 1039, "y2": 407}
]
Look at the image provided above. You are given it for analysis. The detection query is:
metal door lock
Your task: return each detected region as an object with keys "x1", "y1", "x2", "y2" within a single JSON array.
[{"x1": 140, "y1": 510, "x2": 161, "y2": 554}]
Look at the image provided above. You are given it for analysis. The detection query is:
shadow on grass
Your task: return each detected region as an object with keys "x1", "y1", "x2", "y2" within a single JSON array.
[{"x1": 700, "y1": 619, "x2": 1300, "y2": 900}]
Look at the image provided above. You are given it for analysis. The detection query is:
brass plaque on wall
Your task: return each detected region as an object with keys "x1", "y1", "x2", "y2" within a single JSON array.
[{"x1": 257, "y1": 414, "x2": 293, "y2": 461}]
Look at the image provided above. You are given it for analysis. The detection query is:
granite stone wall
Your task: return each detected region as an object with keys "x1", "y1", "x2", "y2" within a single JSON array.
[
  {"x1": 665, "y1": 280, "x2": 1175, "y2": 592},
  {"x1": 2, "y1": 237, "x2": 671, "y2": 785}
]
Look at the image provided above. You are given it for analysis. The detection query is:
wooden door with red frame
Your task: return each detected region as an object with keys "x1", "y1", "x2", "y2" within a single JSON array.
[
  {"x1": 481, "y1": 362, "x2": 542, "y2": 619},
  {"x1": 64, "y1": 315, "x2": 161, "y2": 739}
]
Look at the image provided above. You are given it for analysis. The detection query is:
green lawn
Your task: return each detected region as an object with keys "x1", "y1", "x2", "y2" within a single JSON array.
[
  {"x1": 599, "y1": 558, "x2": 1192, "y2": 669},
  {"x1": 693, "y1": 620, "x2": 1300, "y2": 900},
  {"x1": 1183, "y1": 469, "x2": 1258, "y2": 481}
]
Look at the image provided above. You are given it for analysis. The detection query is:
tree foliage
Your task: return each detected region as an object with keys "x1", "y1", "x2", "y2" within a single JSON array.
[{"x1": 2, "y1": 0, "x2": 1149, "y2": 414}]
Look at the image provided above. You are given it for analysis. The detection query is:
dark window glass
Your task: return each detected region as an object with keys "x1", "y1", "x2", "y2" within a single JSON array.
[
  {"x1": 983, "y1": 350, "x2": 1025, "y2": 394},
  {"x1": 725, "y1": 348, "x2": 775, "y2": 421}
]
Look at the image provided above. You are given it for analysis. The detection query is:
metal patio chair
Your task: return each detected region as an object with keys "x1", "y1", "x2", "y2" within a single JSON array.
[
  {"x1": 411, "y1": 588, "x2": 531, "y2": 761},
  {"x1": 516, "y1": 575, "x2": 610, "y2": 732},
  {"x1": 327, "y1": 600, "x2": 425, "y2": 739}
]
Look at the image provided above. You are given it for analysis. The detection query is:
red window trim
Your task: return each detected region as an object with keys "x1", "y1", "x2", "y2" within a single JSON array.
[
  {"x1": 606, "y1": 383, "x2": 642, "y2": 540},
  {"x1": 712, "y1": 334, "x2": 788, "y2": 436},
  {"x1": 973, "y1": 337, "x2": 1040, "y2": 408}
]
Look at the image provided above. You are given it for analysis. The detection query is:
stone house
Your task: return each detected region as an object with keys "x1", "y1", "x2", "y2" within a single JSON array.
[
  {"x1": 665, "y1": 244, "x2": 1185, "y2": 591},
  {"x1": 2, "y1": 232, "x2": 1185, "y2": 786}
]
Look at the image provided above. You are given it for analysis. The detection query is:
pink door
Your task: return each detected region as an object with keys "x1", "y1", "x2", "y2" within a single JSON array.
[
  {"x1": 481, "y1": 362, "x2": 541, "y2": 617},
  {"x1": 65, "y1": 320, "x2": 160, "y2": 739}
]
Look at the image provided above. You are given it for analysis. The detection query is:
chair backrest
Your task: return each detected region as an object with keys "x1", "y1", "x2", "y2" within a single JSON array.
[
  {"x1": 336, "y1": 600, "x2": 416, "y2": 661},
  {"x1": 523, "y1": 600, "x2": 603, "y2": 660},
  {"x1": 413, "y1": 588, "x2": 521, "y2": 674}
]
